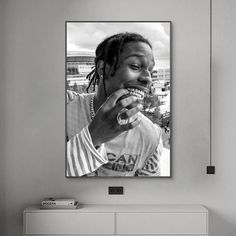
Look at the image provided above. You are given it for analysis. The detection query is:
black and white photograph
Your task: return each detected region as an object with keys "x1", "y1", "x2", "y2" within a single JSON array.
[{"x1": 66, "y1": 22, "x2": 171, "y2": 177}]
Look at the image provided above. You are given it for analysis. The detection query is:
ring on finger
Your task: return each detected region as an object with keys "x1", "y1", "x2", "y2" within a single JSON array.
[{"x1": 117, "y1": 108, "x2": 128, "y2": 125}]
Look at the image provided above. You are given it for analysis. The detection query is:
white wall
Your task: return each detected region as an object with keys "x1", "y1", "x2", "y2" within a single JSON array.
[{"x1": 1, "y1": 0, "x2": 236, "y2": 235}]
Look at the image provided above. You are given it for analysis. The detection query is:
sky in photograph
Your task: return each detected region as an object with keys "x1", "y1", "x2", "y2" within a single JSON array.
[{"x1": 67, "y1": 22, "x2": 170, "y2": 62}]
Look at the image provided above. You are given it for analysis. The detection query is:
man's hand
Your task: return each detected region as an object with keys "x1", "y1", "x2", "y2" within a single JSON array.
[{"x1": 88, "y1": 89, "x2": 143, "y2": 147}]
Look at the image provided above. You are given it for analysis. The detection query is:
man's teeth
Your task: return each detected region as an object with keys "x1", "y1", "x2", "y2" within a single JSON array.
[{"x1": 127, "y1": 88, "x2": 144, "y2": 99}]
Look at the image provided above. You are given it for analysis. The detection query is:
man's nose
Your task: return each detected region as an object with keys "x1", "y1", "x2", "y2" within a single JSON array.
[{"x1": 138, "y1": 70, "x2": 152, "y2": 86}]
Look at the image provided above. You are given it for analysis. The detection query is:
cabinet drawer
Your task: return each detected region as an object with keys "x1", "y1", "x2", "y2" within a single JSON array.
[
  {"x1": 116, "y1": 212, "x2": 207, "y2": 235},
  {"x1": 25, "y1": 212, "x2": 114, "y2": 235}
]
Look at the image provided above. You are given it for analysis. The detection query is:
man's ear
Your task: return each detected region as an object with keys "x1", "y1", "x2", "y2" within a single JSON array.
[
  {"x1": 97, "y1": 60, "x2": 112, "y2": 80},
  {"x1": 97, "y1": 60, "x2": 104, "y2": 78}
]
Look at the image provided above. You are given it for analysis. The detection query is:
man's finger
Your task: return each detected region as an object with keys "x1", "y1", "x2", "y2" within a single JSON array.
[
  {"x1": 118, "y1": 104, "x2": 143, "y2": 120},
  {"x1": 111, "y1": 96, "x2": 141, "y2": 117},
  {"x1": 119, "y1": 115, "x2": 141, "y2": 131},
  {"x1": 105, "y1": 89, "x2": 130, "y2": 106},
  {"x1": 116, "y1": 95, "x2": 138, "y2": 110}
]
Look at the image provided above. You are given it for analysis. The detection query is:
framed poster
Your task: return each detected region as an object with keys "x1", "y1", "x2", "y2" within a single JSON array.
[{"x1": 66, "y1": 22, "x2": 171, "y2": 177}]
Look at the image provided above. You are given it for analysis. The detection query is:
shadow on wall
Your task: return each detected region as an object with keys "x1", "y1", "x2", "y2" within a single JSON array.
[{"x1": 209, "y1": 208, "x2": 236, "y2": 236}]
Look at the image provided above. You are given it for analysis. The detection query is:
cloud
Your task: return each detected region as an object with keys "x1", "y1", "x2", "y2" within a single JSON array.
[{"x1": 67, "y1": 22, "x2": 170, "y2": 60}]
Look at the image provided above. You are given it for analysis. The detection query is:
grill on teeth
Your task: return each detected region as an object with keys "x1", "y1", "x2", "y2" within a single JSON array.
[{"x1": 127, "y1": 88, "x2": 145, "y2": 99}]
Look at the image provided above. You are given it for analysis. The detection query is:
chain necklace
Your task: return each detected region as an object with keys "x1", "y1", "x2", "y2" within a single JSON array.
[{"x1": 90, "y1": 95, "x2": 95, "y2": 120}]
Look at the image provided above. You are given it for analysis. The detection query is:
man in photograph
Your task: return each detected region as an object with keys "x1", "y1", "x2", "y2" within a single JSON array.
[{"x1": 67, "y1": 32, "x2": 163, "y2": 177}]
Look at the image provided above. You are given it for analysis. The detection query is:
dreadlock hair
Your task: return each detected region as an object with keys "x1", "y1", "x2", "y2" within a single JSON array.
[{"x1": 86, "y1": 32, "x2": 152, "y2": 95}]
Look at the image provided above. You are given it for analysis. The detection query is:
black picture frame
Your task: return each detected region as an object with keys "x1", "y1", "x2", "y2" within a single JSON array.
[{"x1": 65, "y1": 21, "x2": 172, "y2": 178}]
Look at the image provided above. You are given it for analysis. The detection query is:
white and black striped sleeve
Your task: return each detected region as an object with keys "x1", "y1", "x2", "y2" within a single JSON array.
[{"x1": 67, "y1": 126, "x2": 108, "y2": 177}]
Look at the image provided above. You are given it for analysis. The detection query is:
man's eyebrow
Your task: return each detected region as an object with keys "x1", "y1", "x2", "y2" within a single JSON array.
[{"x1": 124, "y1": 53, "x2": 145, "y2": 59}]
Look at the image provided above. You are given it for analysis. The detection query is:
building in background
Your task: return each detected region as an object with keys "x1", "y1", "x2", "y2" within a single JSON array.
[{"x1": 66, "y1": 51, "x2": 95, "y2": 87}]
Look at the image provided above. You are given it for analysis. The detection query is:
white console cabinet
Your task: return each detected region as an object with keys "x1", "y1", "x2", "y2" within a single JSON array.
[{"x1": 23, "y1": 204, "x2": 208, "y2": 236}]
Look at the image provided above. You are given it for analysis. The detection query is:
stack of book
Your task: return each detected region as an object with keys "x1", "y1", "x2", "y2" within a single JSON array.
[{"x1": 40, "y1": 198, "x2": 79, "y2": 209}]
